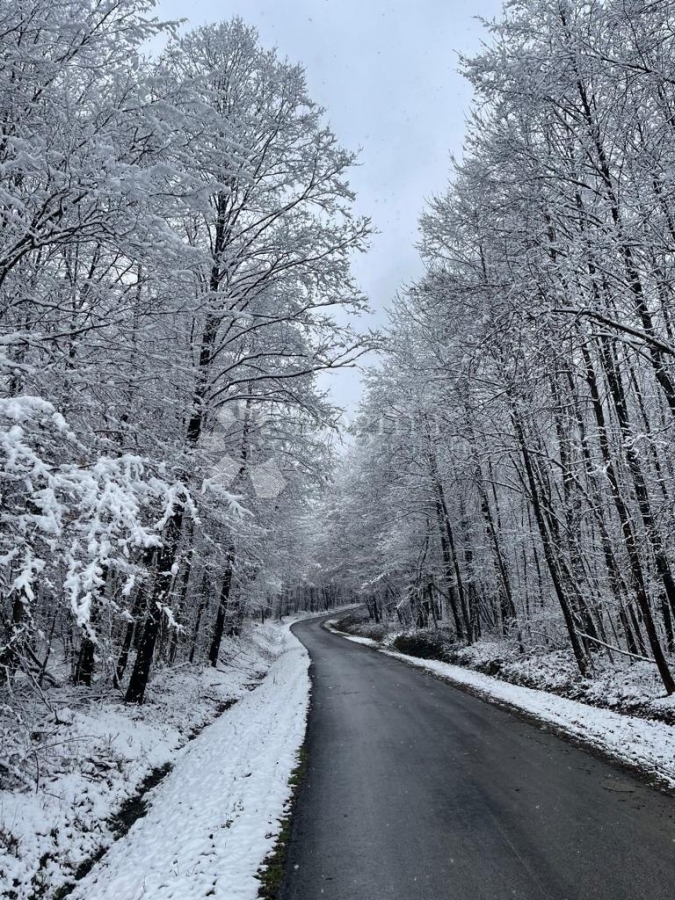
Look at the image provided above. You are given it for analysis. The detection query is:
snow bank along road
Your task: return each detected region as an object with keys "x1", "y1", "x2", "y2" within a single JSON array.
[
  {"x1": 282, "y1": 615, "x2": 675, "y2": 900},
  {"x1": 69, "y1": 626, "x2": 310, "y2": 900}
]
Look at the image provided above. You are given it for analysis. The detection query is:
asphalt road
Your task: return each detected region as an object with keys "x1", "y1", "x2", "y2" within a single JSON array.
[{"x1": 280, "y1": 614, "x2": 675, "y2": 900}]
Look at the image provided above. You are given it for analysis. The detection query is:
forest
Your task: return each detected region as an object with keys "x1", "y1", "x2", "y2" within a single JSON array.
[
  {"x1": 0, "y1": 0, "x2": 371, "y2": 721},
  {"x1": 3, "y1": 0, "x2": 675, "y2": 727},
  {"x1": 314, "y1": 0, "x2": 675, "y2": 704},
  {"x1": 5, "y1": 1, "x2": 675, "y2": 897},
  {"x1": 3, "y1": 0, "x2": 675, "y2": 752}
]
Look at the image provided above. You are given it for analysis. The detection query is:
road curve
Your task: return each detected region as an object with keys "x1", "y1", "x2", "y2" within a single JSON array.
[{"x1": 280, "y1": 614, "x2": 675, "y2": 900}]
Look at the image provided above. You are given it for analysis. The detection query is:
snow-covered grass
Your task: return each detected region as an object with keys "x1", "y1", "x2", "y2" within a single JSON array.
[
  {"x1": 329, "y1": 625, "x2": 675, "y2": 789},
  {"x1": 68, "y1": 624, "x2": 309, "y2": 900},
  {"x1": 324, "y1": 619, "x2": 375, "y2": 646},
  {"x1": 325, "y1": 625, "x2": 379, "y2": 648},
  {"x1": 0, "y1": 621, "x2": 310, "y2": 900},
  {"x1": 442, "y1": 638, "x2": 675, "y2": 724}
]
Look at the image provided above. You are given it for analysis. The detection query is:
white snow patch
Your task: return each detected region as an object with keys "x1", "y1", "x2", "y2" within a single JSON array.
[
  {"x1": 67, "y1": 624, "x2": 309, "y2": 900},
  {"x1": 0, "y1": 622, "x2": 310, "y2": 900},
  {"x1": 324, "y1": 622, "x2": 378, "y2": 647}
]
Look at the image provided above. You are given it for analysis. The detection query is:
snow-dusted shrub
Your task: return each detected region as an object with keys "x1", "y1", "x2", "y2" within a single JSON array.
[
  {"x1": 0, "y1": 396, "x2": 188, "y2": 685},
  {"x1": 392, "y1": 630, "x2": 454, "y2": 662}
]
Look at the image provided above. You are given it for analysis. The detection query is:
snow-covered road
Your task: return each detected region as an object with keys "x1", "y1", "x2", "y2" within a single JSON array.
[{"x1": 70, "y1": 626, "x2": 310, "y2": 900}]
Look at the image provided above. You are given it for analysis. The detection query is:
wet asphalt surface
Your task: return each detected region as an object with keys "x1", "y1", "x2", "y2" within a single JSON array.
[{"x1": 280, "y1": 613, "x2": 675, "y2": 900}]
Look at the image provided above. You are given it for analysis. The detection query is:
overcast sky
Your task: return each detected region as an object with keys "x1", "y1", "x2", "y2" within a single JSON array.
[{"x1": 155, "y1": 0, "x2": 504, "y2": 413}]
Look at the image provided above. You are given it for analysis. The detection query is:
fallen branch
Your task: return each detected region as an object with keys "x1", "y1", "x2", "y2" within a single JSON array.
[{"x1": 576, "y1": 631, "x2": 656, "y2": 664}]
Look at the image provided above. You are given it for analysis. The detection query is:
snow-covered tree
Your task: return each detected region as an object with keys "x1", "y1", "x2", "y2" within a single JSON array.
[
  {"x1": 330, "y1": 0, "x2": 675, "y2": 695},
  {"x1": 0, "y1": 3, "x2": 370, "y2": 703}
]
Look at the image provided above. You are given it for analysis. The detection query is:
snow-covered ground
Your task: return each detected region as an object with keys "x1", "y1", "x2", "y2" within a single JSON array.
[
  {"x1": 0, "y1": 620, "x2": 311, "y2": 900},
  {"x1": 324, "y1": 620, "x2": 374, "y2": 646},
  {"x1": 330, "y1": 627, "x2": 675, "y2": 789},
  {"x1": 69, "y1": 624, "x2": 309, "y2": 900}
]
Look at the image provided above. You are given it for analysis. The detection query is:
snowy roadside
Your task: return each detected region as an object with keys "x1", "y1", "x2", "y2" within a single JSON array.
[
  {"x1": 327, "y1": 625, "x2": 675, "y2": 789},
  {"x1": 0, "y1": 621, "x2": 311, "y2": 900},
  {"x1": 67, "y1": 624, "x2": 309, "y2": 900}
]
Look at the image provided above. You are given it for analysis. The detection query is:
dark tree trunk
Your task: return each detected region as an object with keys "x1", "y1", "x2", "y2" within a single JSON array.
[
  {"x1": 592, "y1": 337, "x2": 675, "y2": 693},
  {"x1": 114, "y1": 581, "x2": 148, "y2": 688},
  {"x1": 511, "y1": 411, "x2": 590, "y2": 677},
  {"x1": 427, "y1": 446, "x2": 471, "y2": 641},
  {"x1": 169, "y1": 523, "x2": 195, "y2": 665},
  {"x1": 189, "y1": 572, "x2": 211, "y2": 664},
  {"x1": 125, "y1": 511, "x2": 184, "y2": 704},
  {"x1": 0, "y1": 595, "x2": 25, "y2": 683},
  {"x1": 477, "y1": 473, "x2": 519, "y2": 636},
  {"x1": 209, "y1": 549, "x2": 235, "y2": 667},
  {"x1": 74, "y1": 636, "x2": 96, "y2": 686}
]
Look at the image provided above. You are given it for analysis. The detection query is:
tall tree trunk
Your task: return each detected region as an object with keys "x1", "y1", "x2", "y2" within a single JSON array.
[
  {"x1": 125, "y1": 511, "x2": 185, "y2": 704},
  {"x1": 208, "y1": 548, "x2": 236, "y2": 667},
  {"x1": 189, "y1": 571, "x2": 211, "y2": 664},
  {"x1": 581, "y1": 337, "x2": 675, "y2": 693},
  {"x1": 114, "y1": 580, "x2": 148, "y2": 688},
  {"x1": 168, "y1": 519, "x2": 196, "y2": 665},
  {"x1": 511, "y1": 409, "x2": 591, "y2": 677}
]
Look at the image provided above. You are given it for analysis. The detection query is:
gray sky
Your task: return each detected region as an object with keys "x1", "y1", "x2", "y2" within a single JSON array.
[{"x1": 155, "y1": 0, "x2": 503, "y2": 413}]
